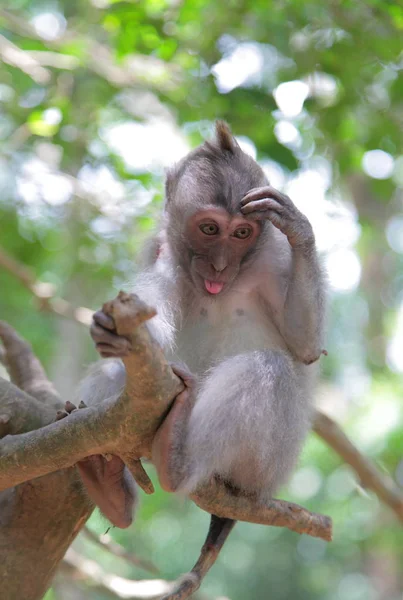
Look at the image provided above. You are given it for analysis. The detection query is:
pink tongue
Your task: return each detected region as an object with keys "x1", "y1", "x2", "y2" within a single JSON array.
[{"x1": 205, "y1": 280, "x2": 224, "y2": 294}]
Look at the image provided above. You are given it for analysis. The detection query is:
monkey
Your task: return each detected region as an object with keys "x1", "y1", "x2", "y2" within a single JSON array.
[{"x1": 73, "y1": 121, "x2": 326, "y2": 529}]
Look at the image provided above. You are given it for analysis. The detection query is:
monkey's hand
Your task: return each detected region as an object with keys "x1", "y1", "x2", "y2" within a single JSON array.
[
  {"x1": 90, "y1": 310, "x2": 132, "y2": 358},
  {"x1": 56, "y1": 400, "x2": 137, "y2": 528},
  {"x1": 240, "y1": 186, "x2": 314, "y2": 249}
]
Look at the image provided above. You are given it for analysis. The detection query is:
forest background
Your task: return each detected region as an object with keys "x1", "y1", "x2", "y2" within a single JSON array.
[{"x1": 0, "y1": 1, "x2": 403, "y2": 599}]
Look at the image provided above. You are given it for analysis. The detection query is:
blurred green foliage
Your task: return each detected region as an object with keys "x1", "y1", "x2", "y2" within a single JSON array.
[{"x1": 1, "y1": 1, "x2": 403, "y2": 599}]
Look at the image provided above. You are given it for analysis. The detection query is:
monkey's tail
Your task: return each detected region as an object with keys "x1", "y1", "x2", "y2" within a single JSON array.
[{"x1": 161, "y1": 515, "x2": 236, "y2": 600}]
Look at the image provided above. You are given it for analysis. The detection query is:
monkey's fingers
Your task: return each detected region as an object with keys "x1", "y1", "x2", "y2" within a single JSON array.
[
  {"x1": 95, "y1": 344, "x2": 131, "y2": 359},
  {"x1": 243, "y1": 207, "x2": 286, "y2": 233},
  {"x1": 161, "y1": 515, "x2": 235, "y2": 600},
  {"x1": 240, "y1": 197, "x2": 283, "y2": 215},
  {"x1": 91, "y1": 323, "x2": 132, "y2": 355},
  {"x1": 240, "y1": 185, "x2": 293, "y2": 208}
]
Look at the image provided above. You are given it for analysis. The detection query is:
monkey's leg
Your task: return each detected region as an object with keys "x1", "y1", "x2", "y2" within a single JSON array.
[
  {"x1": 161, "y1": 515, "x2": 236, "y2": 600},
  {"x1": 56, "y1": 401, "x2": 137, "y2": 528},
  {"x1": 151, "y1": 365, "x2": 194, "y2": 493}
]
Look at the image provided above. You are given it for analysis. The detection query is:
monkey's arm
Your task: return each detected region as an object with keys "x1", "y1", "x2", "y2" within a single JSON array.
[
  {"x1": 281, "y1": 243, "x2": 325, "y2": 364},
  {"x1": 241, "y1": 185, "x2": 325, "y2": 364}
]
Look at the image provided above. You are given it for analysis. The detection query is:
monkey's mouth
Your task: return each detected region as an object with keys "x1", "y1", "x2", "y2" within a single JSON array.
[{"x1": 204, "y1": 280, "x2": 225, "y2": 295}]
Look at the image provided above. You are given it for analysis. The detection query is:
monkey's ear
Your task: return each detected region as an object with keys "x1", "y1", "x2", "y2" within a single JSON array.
[{"x1": 215, "y1": 120, "x2": 239, "y2": 154}]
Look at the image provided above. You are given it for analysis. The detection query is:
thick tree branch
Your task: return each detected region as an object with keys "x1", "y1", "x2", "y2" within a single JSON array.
[
  {"x1": 0, "y1": 293, "x2": 182, "y2": 490},
  {"x1": 0, "y1": 469, "x2": 92, "y2": 600},
  {"x1": 313, "y1": 411, "x2": 403, "y2": 521},
  {"x1": 0, "y1": 343, "x2": 93, "y2": 599}
]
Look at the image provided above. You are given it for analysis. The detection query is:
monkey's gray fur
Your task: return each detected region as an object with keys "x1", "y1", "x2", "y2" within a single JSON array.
[{"x1": 78, "y1": 121, "x2": 326, "y2": 505}]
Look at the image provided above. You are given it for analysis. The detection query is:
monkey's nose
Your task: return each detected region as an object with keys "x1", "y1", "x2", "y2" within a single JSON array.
[
  {"x1": 211, "y1": 258, "x2": 227, "y2": 273},
  {"x1": 211, "y1": 265, "x2": 227, "y2": 274}
]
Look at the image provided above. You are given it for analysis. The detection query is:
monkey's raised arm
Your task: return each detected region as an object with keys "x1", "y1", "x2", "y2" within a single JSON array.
[
  {"x1": 281, "y1": 243, "x2": 325, "y2": 364},
  {"x1": 241, "y1": 185, "x2": 326, "y2": 364}
]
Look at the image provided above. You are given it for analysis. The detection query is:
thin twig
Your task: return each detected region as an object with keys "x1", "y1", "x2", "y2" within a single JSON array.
[
  {"x1": 313, "y1": 411, "x2": 403, "y2": 521},
  {"x1": 82, "y1": 527, "x2": 159, "y2": 575},
  {"x1": 0, "y1": 246, "x2": 92, "y2": 326},
  {"x1": 63, "y1": 548, "x2": 173, "y2": 600},
  {"x1": 0, "y1": 8, "x2": 180, "y2": 91},
  {"x1": 0, "y1": 33, "x2": 50, "y2": 83}
]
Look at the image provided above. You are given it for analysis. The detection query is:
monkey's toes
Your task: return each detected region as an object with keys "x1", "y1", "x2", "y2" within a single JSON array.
[
  {"x1": 55, "y1": 410, "x2": 69, "y2": 421},
  {"x1": 65, "y1": 401, "x2": 77, "y2": 413},
  {"x1": 55, "y1": 400, "x2": 84, "y2": 421}
]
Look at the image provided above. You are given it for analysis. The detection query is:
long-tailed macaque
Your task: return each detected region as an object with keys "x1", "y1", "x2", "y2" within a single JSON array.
[{"x1": 74, "y1": 121, "x2": 326, "y2": 529}]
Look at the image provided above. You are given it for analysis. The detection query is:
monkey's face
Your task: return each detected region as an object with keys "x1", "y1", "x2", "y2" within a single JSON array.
[{"x1": 183, "y1": 207, "x2": 261, "y2": 296}]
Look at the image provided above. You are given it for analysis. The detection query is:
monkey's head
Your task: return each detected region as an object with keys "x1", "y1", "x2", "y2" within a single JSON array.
[{"x1": 165, "y1": 121, "x2": 268, "y2": 296}]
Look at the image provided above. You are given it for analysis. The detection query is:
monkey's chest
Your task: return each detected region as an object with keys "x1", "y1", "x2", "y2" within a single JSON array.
[{"x1": 169, "y1": 300, "x2": 286, "y2": 374}]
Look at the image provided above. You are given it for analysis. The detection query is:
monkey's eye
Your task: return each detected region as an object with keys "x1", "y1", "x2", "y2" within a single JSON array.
[
  {"x1": 199, "y1": 223, "x2": 219, "y2": 236},
  {"x1": 233, "y1": 226, "x2": 252, "y2": 239}
]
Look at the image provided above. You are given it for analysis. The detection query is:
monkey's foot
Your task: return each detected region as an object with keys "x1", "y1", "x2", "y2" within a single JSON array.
[
  {"x1": 55, "y1": 400, "x2": 86, "y2": 421},
  {"x1": 161, "y1": 515, "x2": 235, "y2": 600},
  {"x1": 55, "y1": 400, "x2": 135, "y2": 529}
]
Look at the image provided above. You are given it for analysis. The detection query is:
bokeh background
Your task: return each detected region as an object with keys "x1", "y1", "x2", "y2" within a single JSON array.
[{"x1": 1, "y1": 1, "x2": 403, "y2": 599}]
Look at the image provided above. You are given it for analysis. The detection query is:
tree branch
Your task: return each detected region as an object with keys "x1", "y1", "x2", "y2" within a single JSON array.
[
  {"x1": 192, "y1": 480, "x2": 332, "y2": 541},
  {"x1": 0, "y1": 32, "x2": 50, "y2": 84},
  {"x1": 2, "y1": 292, "x2": 402, "y2": 598},
  {"x1": 0, "y1": 246, "x2": 93, "y2": 325},
  {"x1": 313, "y1": 411, "x2": 403, "y2": 521},
  {"x1": 0, "y1": 8, "x2": 181, "y2": 91},
  {"x1": 0, "y1": 378, "x2": 57, "y2": 436},
  {"x1": 0, "y1": 320, "x2": 62, "y2": 408},
  {"x1": 63, "y1": 548, "x2": 175, "y2": 600},
  {"x1": 0, "y1": 293, "x2": 182, "y2": 490},
  {"x1": 82, "y1": 527, "x2": 159, "y2": 575},
  {"x1": 0, "y1": 292, "x2": 332, "y2": 600},
  {"x1": 0, "y1": 342, "x2": 93, "y2": 600}
]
